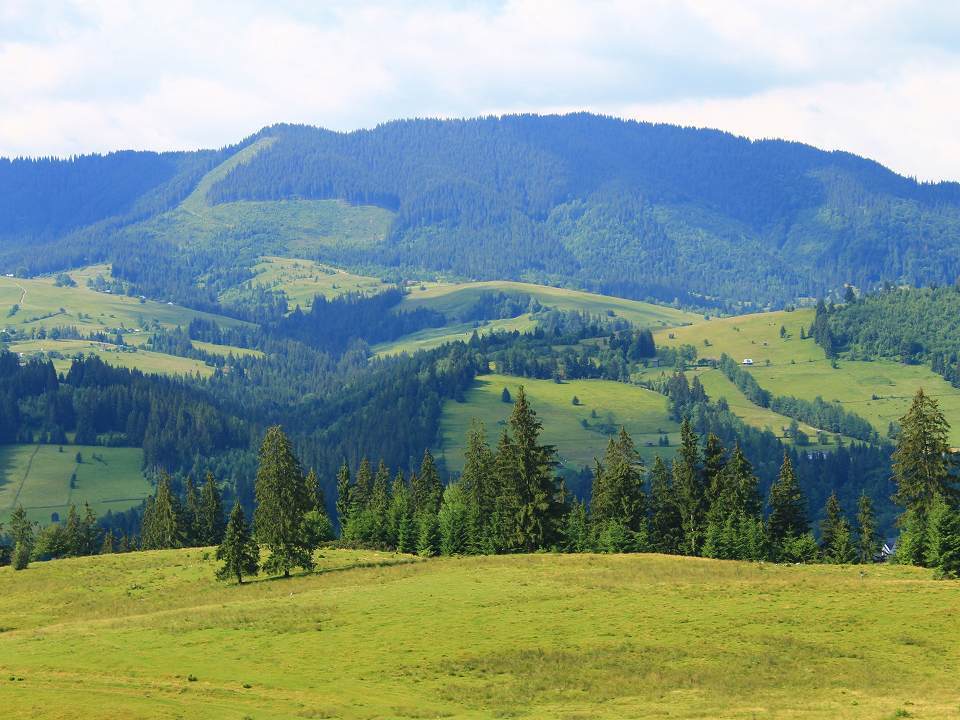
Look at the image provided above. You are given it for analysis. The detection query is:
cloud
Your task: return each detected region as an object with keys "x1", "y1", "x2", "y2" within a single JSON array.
[{"x1": 0, "y1": 0, "x2": 958, "y2": 180}]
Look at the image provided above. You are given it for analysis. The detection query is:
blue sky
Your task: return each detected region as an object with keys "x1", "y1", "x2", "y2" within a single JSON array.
[{"x1": 1, "y1": 0, "x2": 958, "y2": 180}]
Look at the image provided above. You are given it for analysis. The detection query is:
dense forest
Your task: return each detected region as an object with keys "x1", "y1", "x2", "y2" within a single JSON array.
[{"x1": 3, "y1": 115, "x2": 960, "y2": 308}]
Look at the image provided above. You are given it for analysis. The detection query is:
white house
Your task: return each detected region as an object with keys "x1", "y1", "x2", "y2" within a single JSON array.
[{"x1": 742, "y1": 358, "x2": 754, "y2": 366}]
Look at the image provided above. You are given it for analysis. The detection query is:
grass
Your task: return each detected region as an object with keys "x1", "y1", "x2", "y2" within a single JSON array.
[
  {"x1": 190, "y1": 340, "x2": 264, "y2": 359},
  {"x1": 0, "y1": 444, "x2": 148, "y2": 524},
  {"x1": 656, "y1": 309, "x2": 960, "y2": 445},
  {"x1": 8, "y1": 339, "x2": 214, "y2": 378},
  {"x1": 0, "y1": 549, "x2": 958, "y2": 719},
  {"x1": 375, "y1": 315, "x2": 540, "y2": 356},
  {"x1": 439, "y1": 373, "x2": 680, "y2": 472},
  {"x1": 401, "y1": 280, "x2": 701, "y2": 328},
  {"x1": 219, "y1": 256, "x2": 390, "y2": 310}
]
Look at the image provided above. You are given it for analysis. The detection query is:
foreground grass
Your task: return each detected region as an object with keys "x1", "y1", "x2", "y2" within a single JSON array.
[{"x1": 0, "y1": 550, "x2": 957, "y2": 719}]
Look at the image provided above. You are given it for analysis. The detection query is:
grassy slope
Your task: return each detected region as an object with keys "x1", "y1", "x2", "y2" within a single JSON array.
[
  {"x1": 440, "y1": 374, "x2": 680, "y2": 471},
  {"x1": 401, "y1": 280, "x2": 701, "y2": 327},
  {"x1": 1, "y1": 549, "x2": 957, "y2": 719},
  {"x1": 656, "y1": 309, "x2": 960, "y2": 445},
  {"x1": 0, "y1": 444, "x2": 147, "y2": 524},
  {"x1": 7, "y1": 339, "x2": 213, "y2": 377},
  {"x1": 219, "y1": 255, "x2": 391, "y2": 310}
]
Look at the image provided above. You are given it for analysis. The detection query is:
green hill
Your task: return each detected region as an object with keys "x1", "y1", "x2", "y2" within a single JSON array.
[{"x1": 0, "y1": 549, "x2": 956, "y2": 719}]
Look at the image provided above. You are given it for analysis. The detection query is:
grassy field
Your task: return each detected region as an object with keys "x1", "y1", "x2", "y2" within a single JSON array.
[
  {"x1": 0, "y1": 444, "x2": 148, "y2": 524},
  {"x1": 402, "y1": 280, "x2": 701, "y2": 328},
  {"x1": 656, "y1": 309, "x2": 960, "y2": 445},
  {"x1": 439, "y1": 374, "x2": 680, "y2": 472},
  {"x1": 375, "y1": 315, "x2": 539, "y2": 356},
  {"x1": 8, "y1": 339, "x2": 214, "y2": 377},
  {"x1": 0, "y1": 549, "x2": 957, "y2": 719},
  {"x1": 0, "y1": 266, "x2": 249, "y2": 337},
  {"x1": 190, "y1": 340, "x2": 264, "y2": 359},
  {"x1": 220, "y1": 256, "x2": 391, "y2": 310}
]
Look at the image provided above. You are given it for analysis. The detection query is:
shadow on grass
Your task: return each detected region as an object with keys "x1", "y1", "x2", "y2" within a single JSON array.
[{"x1": 235, "y1": 555, "x2": 422, "y2": 586}]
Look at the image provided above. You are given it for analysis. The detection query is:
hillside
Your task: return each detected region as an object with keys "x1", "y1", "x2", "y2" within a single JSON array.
[
  {"x1": 1, "y1": 549, "x2": 956, "y2": 719},
  {"x1": 4, "y1": 115, "x2": 960, "y2": 307}
]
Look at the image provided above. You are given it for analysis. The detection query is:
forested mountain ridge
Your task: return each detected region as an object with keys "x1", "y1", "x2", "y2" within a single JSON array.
[{"x1": 2, "y1": 113, "x2": 960, "y2": 307}]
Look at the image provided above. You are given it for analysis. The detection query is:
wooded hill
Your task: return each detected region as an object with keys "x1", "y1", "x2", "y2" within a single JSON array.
[{"x1": 3, "y1": 114, "x2": 960, "y2": 307}]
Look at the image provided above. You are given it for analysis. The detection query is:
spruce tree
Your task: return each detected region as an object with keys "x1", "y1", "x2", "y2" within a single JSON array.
[
  {"x1": 591, "y1": 428, "x2": 646, "y2": 545},
  {"x1": 81, "y1": 502, "x2": 99, "y2": 555},
  {"x1": 370, "y1": 460, "x2": 392, "y2": 544},
  {"x1": 253, "y1": 426, "x2": 314, "y2": 577},
  {"x1": 855, "y1": 492, "x2": 880, "y2": 564},
  {"x1": 416, "y1": 511, "x2": 439, "y2": 557},
  {"x1": 183, "y1": 476, "x2": 202, "y2": 545},
  {"x1": 198, "y1": 471, "x2": 226, "y2": 546},
  {"x1": 820, "y1": 493, "x2": 845, "y2": 554},
  {"x1": 893, "y1": 389, "x2": 956, "y2": 512},
  {"x1": 509, "y1": 386, "x2": 565, "y2": 551},
  {"x1": 413, "y1": 449, "x2": 443, "y2": 516},
  {"x1": 933, "y1": 508, "x2": 960, "y2": 579},
  {"x1": 673, "y1": 419, "x2": 706, "y2": 555},
  {"x1": 438, "y1": 482, "x2": 470, "y2": 555},
  {"x1": 352, "y1": 458, "x2": 374, "y2": 515},
  {"x1": 10, "y1": 505, "x2": 33, "y2": 570},
  {"x1": 648, "y1": 456, "x2": 682, "y2": 554},
  {"x1": 389, "y1": 471, "x2": 415, "y2": 551},
  {"x1": 703, "y1": 433, "x2": 727, "y2": 507},
  {"x1": 64, "y1": 504, "x2": 82, "y2": 556},
  {"x1": 924, "y1": 493, "x2": 952, "y2": 569},
  {"x1": 767, "y1": 453, "x2": 809, "y2": 556},
  {"x1": 216, "y1": 503, "x2": 260, "y2": 584},
  {"x1": 491, "y1": 429, "x2": 520, "y2": 552},
  {"x1": 100, "y1": 529, "x2": 115, "y2": 554},
  {"x1": 563, "y1": 499, "x2": 591, "y2": 553},
  {"x1": 461, "y1": 420, "x2": 495, "y2": 547},
  {"x1": 141, "y1": 472, "x2": 185, "y2": 550},
  {"x1": 334, "y1": 461, "x2": 352, "y2": 534}
]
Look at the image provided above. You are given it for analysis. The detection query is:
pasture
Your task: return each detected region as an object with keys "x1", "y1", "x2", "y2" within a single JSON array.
[
  {"x1": 0, "y1": 549, "x2": 956, "y2": 719},
  {"x1": 0, "y1": 444, "x2": 148, "y2": 524}
]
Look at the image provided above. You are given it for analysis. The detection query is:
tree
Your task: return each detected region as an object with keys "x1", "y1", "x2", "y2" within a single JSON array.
[
  {"x1": 509, "y1": 386, "x2": 565, "y2": 551},
  {"x1": 563, "y1": 499, "x2": 591, "y2": 553},
  {"x1": 413, "y1": 449, "x2": 443, "y2": 517},
  {"x1": 352, "y1": 458, "x2": 374, "y2": 516},
  {"x1": 932, "y1": 508, "x2": 960, "y2": 579},
  {"x1": 820, "y1": 493, "x2": 845, "y2": 555},
  {"x1": 216, "y1": 503, "x2": 260, "y2": 584},
  {"x1": 673, "y1": 419, "x2": 706, "y2": 555},
  {"x1": 767, "y1": 454, "x2": 809, "y2": 555},
  {"x1": 197, "y1": 471, "x2": 226, "y2": 546},
  {"x1": 648, "y1": 456, "x2": 682, "y2": 554},
  {"x1": 703, "y1": 433, "x2": 727, "y2": 507},
  {"x1": 438, "y1": 482, "x2": 470, "y2": 555},
  {"x1": 893, "y1": 389, "x2": 956, "y2": 512},
  {"x1": 460, "y1": 420, "x2": 495, "y2": 552},
  {"x1": 141, "y1": 472, "x2": 185, "y2": 550},
  {"x1": 183, "y1": 476, "x2": 201, "y2": 545},
  {"x1": 10, "y1": 505, "x2": 33, "y2": 570},
  {"x1": 253, "y1": 426, "x2": 314, "y2": 577},
  {"x1": 501, "y1": 387, "x2": 512, "y2": 403},
  {"x1": 389, "y1": 472, "x2": 415, "y2": 552},
  {"x1": 416, "y1": 511, "x2": 439, "y2": 557},
  {"x1": 100, "y1": 529, "x2": 115, "y2": 554},
  {"x1": 855, "y1": 492, "x2": 879, "y2": 564},
  {"x1": 335, "y1": 461, "x2": 351, "y2": 533},
  {"x1": 369, "y1": 460, "x2": 392, "y2": 544},
  {"x1": 590, "y1": 428, "x2": 646, "y2": 545}
]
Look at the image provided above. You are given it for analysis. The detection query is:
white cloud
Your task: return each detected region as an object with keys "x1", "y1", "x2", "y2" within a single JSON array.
[{"x1": 0, "y1": 0, "x2": 957, "y2": 180}]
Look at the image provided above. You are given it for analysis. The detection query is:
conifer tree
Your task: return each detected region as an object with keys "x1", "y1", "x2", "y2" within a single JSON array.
[
  {"x1": 389, "y1": 471, "x2": 415, "y2": 551},
  {"x1": 438, "y1": 482, "x2": 470, "y2": 555},
  {"x1": 64, "y1": 504, "x2": 82, "y2": 556},
  {"x1": 648, "y1": 456, "x2": 682, "y2": 554},
  {"x1": 894, "y1": 506, "x2": 928, "y2": 566},
  {"x1": 491, "y1": 429, "x2": 520, "y2": 552},
  {"x1": 924, "y1": 493, "x2": 953, "y2": 569},
  {"x1": 141, "y1": 472, "x2": 185, "y2": 550},
  {"x1": 673, "y1": 419, "x2": 707, "y2": 555},
  {"x1": 509, "y1": 386, "x2": 565, "y2": 551},
  {"x1": 413, "y1": 449, "x2": 443, "y2": 516},
  {"x1": 893, "y1": 389, "x2": 956, "y2": 513},
  {"x1": 183, "y1": 475, "x2": 201, "y2": 545},
  {"x1": 81, "y1": 502, "x2": 99, "y2": 555},
  {"x1": 253, "y1": 426, "x2": 314, "y2": 577},
  {"x1": 198, "y1": 471, "x2": 226, "y2": 546},
  {"x1": 370, "y1": 460, "x2": 392, "y2": 544},
  {"x1": 100, "y1": 529, "x2": 115, "y2": 554},
  {"x1": 416, "y1": 511, "x2": 439, "y2": 557},
  {"x1": 352, "y1": 458, "x2": 374, "y2": 515},
  {"x1": 932, "y1": 508, "x2": 960, "y2": 579},
  {"x1": 703, "y1": 433, "x2": 727, "y2": 506},
  {"x1": 335, "y1": 461, "x2": 351, "y2": 533},
  {"x1": 302, "y1": 468, "x2": 334, "y2": 549},
  {"x1": 563, "y1": 499, "x2": 591, "y2": 553},
  {"x1": 216, "y1": 503, "x2": 260, "y2": 584},
  {"x1": 855, "y1": 492, "x2": 880, "y2": 564},
  {"x1": 591, "y1": 428, "x2": 646, "y2": 545},
  {"x1": 10, "y1": 505, "x2": 33, "y2": 570},
  {"x1": 460, "y1": 420, "x2": 495, "y2": 547},
  {"x1": 767, "y1": 454, "x2": 809, "y2": 555},
  {"x1": 820, "y1": 492, "x2": 845, "y2": 554}
]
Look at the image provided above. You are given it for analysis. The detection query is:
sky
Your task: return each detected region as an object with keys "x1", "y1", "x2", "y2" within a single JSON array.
[{"x1": 1, "y1": 0, "x2": 958, "y2": 181}]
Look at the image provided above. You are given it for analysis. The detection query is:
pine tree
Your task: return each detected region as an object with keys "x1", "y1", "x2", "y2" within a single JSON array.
[
  {"x1": 591, "y1": 428, "x2": 646, "y2": 546},
  {"x1": 438, "y1": 482, "x2": 470, "y2": 555},
  {"x1": 924, "y1": 493, "x2": 953, "y2": 569},
  {"x1": 491, "y1": 429, "x2": 520, "y2": 552},
  {"x1": 100, "y1": 529, "x2": 115, "y2": 554},
  {"x1": 416, "y1": 511, "x2": 439, "y2": 557},
  {"x1": 253, "y1": 426, "x2": 314, "y2": 577},
  {"x1": 933, "y1": 508, "x2": 960, "y2": 579},
  {"x1": 767, "y1": 453, "x2": 809, "y2": 555},
  {"x1": 413, "y1": 449, "x2": 443, "y2": 516},
  {"x1": 352, "y1": 458, "x2": 374, "y2": 515},
  {"x1": 10, "y1": 505, "x2": 33, "y2": 570},
  {"x1": 335, "y1": 461, "x2": 351, "y2": 534},
  {"x1": 460, "y1": 420, "x2": 495, "y2": 548},
  {"x1": 855, "y1": 492, "x2": 880, "y2": 564},
  {"x1": 509, "y1": 386, "x2": 565, "y2": 551},
  {"x1": 563, "y1": 499, "x2": 591, "y2": 553},
  {"x1": 81, "y1": 502, "x2": 99, "y2": 555},
  {"x1": 820, "y1": 493, "x2": 845, "y2": 554},
  {"x1": 894, "y1": 506, "x2": 928, "y2": 566},
  {"x1": 64, "y1": 504, "x2": 82, "y2": 556},
  {"x1": 389, "y1": 471, "x2": 415, "y2": 551},
  {"x1": 183, "y1": 476, "x2": 201, "y2": 545},
  {"x1": 198, "y1": 471, "x2": 226, "y2": 546},
  {"x1": 703, "y1": 433, "x2": 727, "y2": 507},
  {"x1": 673, "y1": 419, "x2": 706, "y2": 555},
  {"x1": 304, "y1": 469, "x2": 324, "y2": 512},
  {"x1": 370, "y1": 460, "x2": 392, "y2": 544},
  {"x1": 141, "y1": 472, "x2": 185, "y2": 550},
  {"x1": 648, "y1": 456, "x2": 682, "y2": 554},
  {"x1": 893, "y1": 389, "x2": 956, "y2": 512},
  {"x1": 216, "y1": 503, "x2": 260, "y2": 584}
]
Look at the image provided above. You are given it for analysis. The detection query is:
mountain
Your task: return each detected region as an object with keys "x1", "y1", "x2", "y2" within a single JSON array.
[{"x1": 3, "y1": 113, "x2": 959, "y2": 308}]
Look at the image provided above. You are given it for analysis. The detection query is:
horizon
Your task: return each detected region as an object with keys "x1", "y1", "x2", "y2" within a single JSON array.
[{"x1": 2, "y1": 1, "x2": 959, "y2": 181}]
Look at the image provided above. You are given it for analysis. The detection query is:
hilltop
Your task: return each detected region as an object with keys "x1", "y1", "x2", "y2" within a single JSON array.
[{"x1": 0, "y1": 548, "x2": 956, "y2": 719}]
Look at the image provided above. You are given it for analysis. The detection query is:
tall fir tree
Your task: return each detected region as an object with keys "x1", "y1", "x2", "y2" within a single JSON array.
[
  {"x1": 253, "y1": 426, "x2": 314, "y2": 577},
  {"x1": 703, "y1": 433, "x2": 728, "y2": 507},
  {"x1": 141, "y1": 472, "x2": 185, "y2": 550},
  {"x1": 673, "y1": 419, "x2": 707, "y2": 555},
  {"x1": 491, "y1": 429, "x2": 520, "y2": 552},
  {"x1": 198, "y1": 471, "x2": 226, "y2": 546},
  {"x1": 767, "y1": 454, "x2": 809, "y2": 554},
  {"x1": 370, "y1": 460, "x2": 392, "y2": 544},
  {"x1": 855, "y1": 492, "x2": 880, "y2": 564},
  {"x1": 389, "y1": 471, "x2": 415, "y2": 552},
  {"x1": 183, "y1": 476, "x2": 202, "y2": 546},
  {"x1": 648, "y1": 456, "x2": 682, "y2": 554},
  {"x1": 438, "y1": 482, "x2": 470, "y2": 555},
  {"x1": 893, "y1": 389, "x2": 956, "y2": 513},
  {"x1": 460, "y1": 420, "x2": 495, "y2": 549},
  {"x1": 216, "y1": 503, "x2": 260, "y2": 584},
  {"x1": 352, "y1": 458, "x2": 374, "y2": 515},
  {"x1": 335, "y1": 461, "x2": 352, "y2": 534},
  {"x1": 413, "y1": 449, "x2": 443, "y2": 517}
]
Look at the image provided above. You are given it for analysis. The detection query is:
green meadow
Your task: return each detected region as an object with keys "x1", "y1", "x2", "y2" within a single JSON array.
[
  {"x1": 0, "y1": 444, "x2": 148, "y2": 524},
  {"x1": 1, "y1": 549, "x2": 957, "y2": 719},
  {"x1": 375, "y1": 314, "x2": 539, "y2": 356},
  {"x1": 656, "y1": 308, "x2": 960, "y2": 445},
  {"x1": 401, "y1": 280, "x2": 701, "y2": 328},
  {"x1": 439, "y1": 373, "x2": 680, "y2": 472},
  {"x1": 8, "y1": 338, "x2": 214, "y2": 378}
]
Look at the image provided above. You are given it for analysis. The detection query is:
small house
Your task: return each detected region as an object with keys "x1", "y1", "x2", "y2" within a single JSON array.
[{"x1": 742, "y1": 358, "x2": 754, "y2": 366}]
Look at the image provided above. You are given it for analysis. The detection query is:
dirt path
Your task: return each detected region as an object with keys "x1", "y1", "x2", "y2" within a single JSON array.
[{"x1": 10, "y1": 444, "x2": 40, "y2": 508}]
